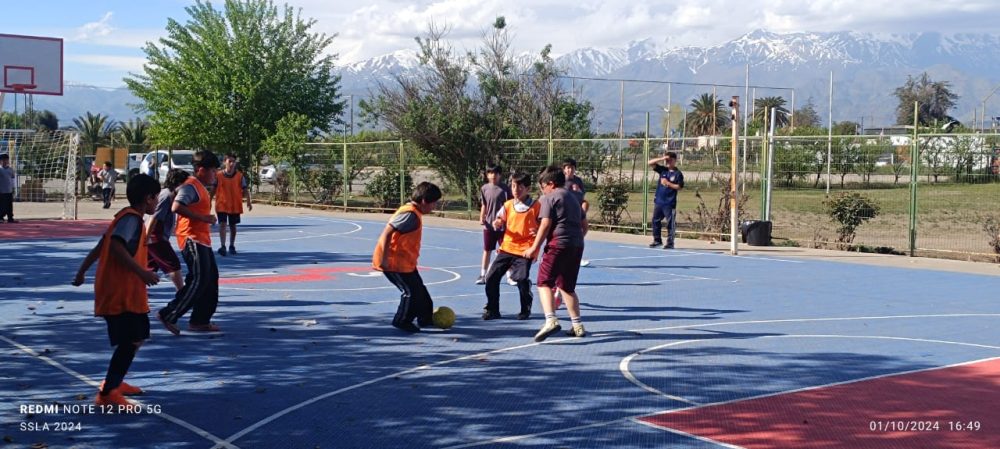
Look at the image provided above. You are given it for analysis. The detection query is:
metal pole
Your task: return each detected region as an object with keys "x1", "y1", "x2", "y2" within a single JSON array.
[
  {"x1": 642, "y1": 112, "x2": 650, "y2": 234},
  {"x1": 826, "y1": 71, "x2": 833, "y2": 195},
  {"x1": 790, "y1": 89, "x2": 796, "y2": 130},
  {"x1": 399, "y1": 140, "x2": 405, "y2": 207},
  {"x1": 619, "y1": 80, "x2": 625, "y2": 139},
  {"x1": 342, "y1": 134, "x2": 348, "y2": 209},
  {"x1": 730, "y1": 96, "x2": 740, "y2": 256},
  {"x1": 742, "y1": 64, "x2": 750, "y2": 195},
  {"x1": 547, "y1": 115, "x2": 554, "y2": 164},
  {"x1": 766, "y1": 107, "x2": 777, "y2": 222},
  {"x1": 908, "y1": 102, "x2": 919, "y2": 257},
  {"x1": 666, "y1": 84, "x2": 672, "y2": 137},
  {"x1": 760, "y1": 107, "x2": 768, "y2": 217}
]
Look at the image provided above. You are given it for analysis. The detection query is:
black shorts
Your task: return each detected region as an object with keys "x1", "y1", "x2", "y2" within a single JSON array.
[
  {"x1": 218, "y1": 212, "x2": 241, "y2": 225},
  {"x1": 103, "y1": 312, "x2": 150, "y2": 346},
  {"x1": 147, "y1": 240, "x2": 182, "y2": 273}
]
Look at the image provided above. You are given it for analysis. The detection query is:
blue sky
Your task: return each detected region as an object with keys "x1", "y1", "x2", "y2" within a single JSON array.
[{"x1": 3, "y1": 0, "x2": 999, "y2": 88}]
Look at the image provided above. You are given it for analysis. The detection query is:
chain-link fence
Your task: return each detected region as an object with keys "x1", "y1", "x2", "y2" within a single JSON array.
[{"x1": 251, "y1": 132, "x2": 1000, "y2": 261}]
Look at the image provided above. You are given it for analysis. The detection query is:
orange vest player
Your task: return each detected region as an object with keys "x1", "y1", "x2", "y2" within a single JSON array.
[
  {"x1": 156, "y1": 150, "x2": 223, "y2": 335},
  {"x1": 214, "y1": 153, "x2": 252, "y2": 256},
  {"x1": 372, "y1": 181, "x2": 442, "y2": 333},
  {"x1": 72, "y1": 174, "x2": 162, "y2": 408},
  {"x1": 482, "y1": 172, "x2": 541, "y2": 320}
]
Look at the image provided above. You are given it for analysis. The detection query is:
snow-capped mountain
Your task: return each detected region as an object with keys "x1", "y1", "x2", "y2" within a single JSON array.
[{"x1": 337, "y1": 30, "x2": 1000, "y2": 134}]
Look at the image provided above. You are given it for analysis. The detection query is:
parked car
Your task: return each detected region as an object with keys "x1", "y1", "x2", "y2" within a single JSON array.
[
  {"x1": 260, "y1": 162, "x2": 290, "y2": 183},
  {"x1": 139, "y1": 150, "x2": 195, "y2": 181}
]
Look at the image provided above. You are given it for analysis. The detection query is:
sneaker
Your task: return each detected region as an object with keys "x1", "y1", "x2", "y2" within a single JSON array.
[
  {"x1": 475, "y1": 275, "x2": 486, "y2": 285},
  {"x1": 506, "y1": 276, "x2": 519, "y2": 286},
  {"x1": 664, "y1": 244, "x2": 674, "y2": 249},
  {"x1": 516, "y1": 311, "x2": 530, "y2": 320},
  {"x1": 100, "y1": 380, "x2": 144, "y2": 396},
  {"x1": 417, "y1": 317, "x2": 434, "y2": 328},
  {"x1": 580, "y1": 259, "x2": 591, "y2": 267},
  {"x1": 392, "y1": 321, "x2": 420, "y2": 333},
  {"x1": 188, "y1": 323, "x2": 221, "y2": 332},
  {"x1": 229, "y1": 246, "x2": 237, "y2": 255},
  {"x1": 565, "y1": 323, "x2": 587, "y2": 337},
  {"x1": 95, "y1": 390, "x2": 134, "y2": 408},
  {"x1": 6, "y1": 219, "x2": 17, "y2": 224},
  {"x1": 156, "y1": 310, "x2": 180, "y2": 336},
  {"x1": 218, "y1": 246, "x2": 228, "y2": 256},
  {"x1": 533, "y1": 319, "x2": 562, "y2": 342},
  {"x1": 482, "y1": 310, "x2": 501, "y2": 320},
  {"x1": 649, "y1": 241, "x2": 662, "y2": 248}
]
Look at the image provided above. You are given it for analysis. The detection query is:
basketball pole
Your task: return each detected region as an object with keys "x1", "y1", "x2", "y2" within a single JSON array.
[{"x1": 730, "y1": 96, "x2": 740, "y2": 256}]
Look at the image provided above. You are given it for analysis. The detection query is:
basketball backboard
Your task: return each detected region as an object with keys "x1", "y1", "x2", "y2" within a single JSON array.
[{"x1": 0, "y1": 33, "x2": 63, "y2": 96}]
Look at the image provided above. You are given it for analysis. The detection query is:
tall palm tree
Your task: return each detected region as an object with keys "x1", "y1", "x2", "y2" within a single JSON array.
[
  {"x1": 117, "y1": 118, "x2": 150, "y2": 150},
  {"x1": 753, "y1": 96, "x2": 790, "y2": 128},
  {"x1": 685, "y1": 93, "x2": 729, "y2": 136},
  {"x1": 71, "y1": 112, "x2": 116, "y2": 153}
]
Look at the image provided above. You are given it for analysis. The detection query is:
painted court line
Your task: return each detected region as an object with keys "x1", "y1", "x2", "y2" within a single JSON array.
[
  {"x1": 439, "y1": 315, "x2": 1000, "y2": 448},
  {"x1": 0, "y1": 334, "x2": 238, "y2": 449},
  {"x1": 220, "y1": 266, "x2": 461, "y2": 292},
  {"x1": 632, "y1": 418, "x2": 745, "y2": 449}
]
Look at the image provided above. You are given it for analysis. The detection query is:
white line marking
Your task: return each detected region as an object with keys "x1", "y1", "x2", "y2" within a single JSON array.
[
  {"x1": 614, "y1": 245, "x2": 805, "y2": 263},
  {"x1": 628, "y1": 313, "x2": 1000, "y2": 334},
  {"x1": 438, "y1": 317, "x2": 1000, "y2": 448},
  {"x1": 220, "y1": 266, "x2": 461, "y2": 292},
  {"x1": 0, "y1": 334, "x2": 238, "y2": 449},
  {"x1": 619, "y1": 342, "x2": 705, "y2": 406},
  {"x1": 632, "y1": 418, "x2": 746, "y2": 449}
]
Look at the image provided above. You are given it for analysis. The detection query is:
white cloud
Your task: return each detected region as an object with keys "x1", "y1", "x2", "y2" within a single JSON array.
[{"x1": 74, "y1": 12, "x2": 115, "y2": 42}]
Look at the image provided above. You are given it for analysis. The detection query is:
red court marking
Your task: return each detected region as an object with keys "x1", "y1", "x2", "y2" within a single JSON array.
[
  {"x1": 640, "y1": 358, "x2": 1000, "y2": 449},
  {"x1": 220, "y1": 266, "x2": 376, "y2": 284},
  {"x1": 0, "y1": 219, "x2": 108, "y2": 240}
]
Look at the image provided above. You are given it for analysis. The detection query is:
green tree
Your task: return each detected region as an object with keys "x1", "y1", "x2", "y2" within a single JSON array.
[
  {"x1": 893, "y1": 72, "x2": 959, "y2": 126},
  {"x1": 793, "y1": 99, "x2": 821, "y2": 128},
  {"x1": 126, "y1": 0, "x2": 343, "y2": 170},
  {"x1": 685, "y1": 93, "x2": 729, "y2": 136},
  {"x1": 72, "y1": 112, "x2": 116, "y2": 153},
  {"x1": 753, "y1": 96, "x2": 790, "y2": 129},
  {"x1": 35, "y1": 110, "x2": 59, "y2": 131},
  {"x1": 363, "y1": 18, "x2": 592, "y2": 201},
  {"x1": 117, "y1": 118, "x2": 150, "y2": 148}
]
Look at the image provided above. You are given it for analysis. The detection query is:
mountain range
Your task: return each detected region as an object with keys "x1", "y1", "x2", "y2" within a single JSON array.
[{"x1": 10, "y1": 30, "x2": 1000, "y2": 135}]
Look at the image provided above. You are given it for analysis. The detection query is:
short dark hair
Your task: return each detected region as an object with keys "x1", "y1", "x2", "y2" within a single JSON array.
[
  {"x1": 665, "y1": 151, "x2": 677, "y2": 160},
  {"x1": 538, "y1": 165, "x2": 565, "y2": 187},
  {"x1": 224, "y1": 153, "x2": 237, "y2": 161},
  {"x1": 193, "y1": 150, "x2": 221, "y2": 169},
  {"x1": 126, "y1": 174, "x2": 161, "y2": 206},
  {"x1": 164, "y1": 168, "x2": 190, "y2": 192},
  {"x1": 486, "y1": 164, "x2": 502, "y2": 175},
  {"x1": 410, "y1": 181, "x2": 442, "y2": 204},
  {"x1": 104, "y1": 161, "x2": 113, "y2": 167},
  {"x1": 510, "y1": 172, "x2": 531, "y2": 188},
  {"x1": 0, "y1": 154, "x2": 9, "y2": 161},
  {"x1": 561, "y1": 158, "x2": 577, "y2": 169}
]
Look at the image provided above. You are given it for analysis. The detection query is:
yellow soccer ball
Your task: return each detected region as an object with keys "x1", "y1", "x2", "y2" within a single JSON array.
[{"x1": 432, "y1": 306, "x2": 456, "y2": 329}]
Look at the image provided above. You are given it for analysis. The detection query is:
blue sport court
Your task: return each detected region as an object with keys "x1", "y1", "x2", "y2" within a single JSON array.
[{"x1": 1, "y1": 212, "x2": 998, "y2": 449}]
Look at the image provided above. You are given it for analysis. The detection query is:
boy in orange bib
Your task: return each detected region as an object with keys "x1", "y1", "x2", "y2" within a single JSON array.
[
  {"x1": 372, "y1": 182, "x2": 442, "y2": 333},
  {"x1": 482, "y1": 172, "x2": 540, "y2": 320},
  {"x1": 72, "y1": 174, "x2": 161, "y2": 407},
  {"x1": 214, "y1": 153, "x2": 252, "y2": 256}
]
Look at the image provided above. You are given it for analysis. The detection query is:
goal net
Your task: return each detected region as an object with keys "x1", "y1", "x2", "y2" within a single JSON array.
[{"x1": 0, "y1": 129, "x2": 80, "y2": 220}]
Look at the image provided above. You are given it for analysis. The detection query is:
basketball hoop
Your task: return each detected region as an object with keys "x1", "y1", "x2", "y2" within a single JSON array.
[{"x1": 9, "y1": 83, "x2": 36, "y2": 92}]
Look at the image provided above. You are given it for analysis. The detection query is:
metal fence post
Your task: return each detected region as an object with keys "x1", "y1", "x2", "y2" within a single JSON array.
[
  {"x1": 642, "y1": 113, "x2": 650, "y2": 234},
  {"x1": 342, "y1": 138, "x2": 349, "y2": 209},
  {"x1": 547, "y1": 116, "x2": 554, "y2": 165},
  {"x1": 399, "y1": 140, "x2": 406, "y2": 207},
  {"x1": 908, "y1": 102, "x2": 919, "y2": 257}
]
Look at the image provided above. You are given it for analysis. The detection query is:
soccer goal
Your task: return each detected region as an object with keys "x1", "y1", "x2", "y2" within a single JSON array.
[{"x1": 1, "y1": 129, "x2": 81, "y2": 220}]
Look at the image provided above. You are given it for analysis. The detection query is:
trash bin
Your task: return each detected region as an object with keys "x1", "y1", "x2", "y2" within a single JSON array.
[{"x1": 740, "y1": 220, "x2": 772, "y2": 246}]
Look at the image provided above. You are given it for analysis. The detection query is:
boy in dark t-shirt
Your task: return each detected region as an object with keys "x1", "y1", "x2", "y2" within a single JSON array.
[
  {"x1": 477, "y1": 164, "x2": 511, "y2": 284},
  {"x1": 648, "y1": 152, "x2": 685, "y2": 249},
  {"x1": 523, "y1": 165, "x2": 586, "y2": 342}
]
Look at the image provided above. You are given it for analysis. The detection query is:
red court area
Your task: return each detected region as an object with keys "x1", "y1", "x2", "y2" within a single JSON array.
[
  {"x1": 640, "y1": 358, "x2": 1000, "y2": 449},
  {"x1": 0, "y1": 219, "x2": 108, "y2": 240}
]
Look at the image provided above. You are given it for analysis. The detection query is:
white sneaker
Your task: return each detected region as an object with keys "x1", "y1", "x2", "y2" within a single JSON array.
[
  {"x1": 565, "y1": 323, "x2": 586, "y2": 337},
  {"x1": 475, "y1": 275, "x2": 486, "y2": 285},
  {"x1": 533, "y1": 319, "x2": 562, "y2": 342},
  {"x1": 580, "y1": 259, "x2": 591, "y2": 267},
  {"x1": 506, "y1": 276, "x2": 518, "y2": 286}
]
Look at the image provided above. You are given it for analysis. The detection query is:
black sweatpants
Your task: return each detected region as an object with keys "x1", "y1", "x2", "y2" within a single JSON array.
[
  {"x1": 160, "y1": 240, "x2": 219, "y2": 325},
  {"x1": 484, "y1": 251, "x2": 533, "y2": 315},
  {"x1": 384, "y1": 271, "x2": 434, "y2": 326},
  {"x1": 0, "y1": 192, "x2": 13, "y2": 221}
]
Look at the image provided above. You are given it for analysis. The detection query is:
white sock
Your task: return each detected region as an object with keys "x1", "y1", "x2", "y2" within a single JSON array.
[{"x1": 480, "y1": 269, "x2": 486, "y2": 276}]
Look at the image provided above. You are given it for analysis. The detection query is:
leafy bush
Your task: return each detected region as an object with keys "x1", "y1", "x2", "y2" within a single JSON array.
[
  {"x1": 596, "y1": 174, "x2": 630, "y2": 226},
  {"x1": 984, "y1": 216, "x2": 1000, "y2": 263},
  {"x1": 824, "y1": 192, "x2": 880, "y2": 246},
  {"x1": 684, "y1": 173, "x2": 751, "y2": 238},
  {"x1": 300, "y1": 162, "x2": 342, "y2": 204},
  {"x1": 365, "y1": 168, "x2": 413, "y2": 209}
]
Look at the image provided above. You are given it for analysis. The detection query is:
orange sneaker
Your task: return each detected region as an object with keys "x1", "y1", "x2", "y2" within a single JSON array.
[
  {"x1": 100, "y1": 380, "x2": 144, "y2": 396},
  {"x1": 95, "y1": 389, "x2": 133, "y2": 408}
]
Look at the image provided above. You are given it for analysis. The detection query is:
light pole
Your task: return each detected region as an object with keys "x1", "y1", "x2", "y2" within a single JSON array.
[{"x1": 981, "y1": 84, "x2": 1000, "y2": 132}]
